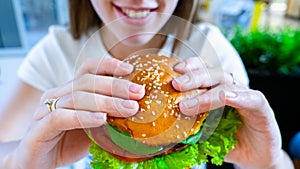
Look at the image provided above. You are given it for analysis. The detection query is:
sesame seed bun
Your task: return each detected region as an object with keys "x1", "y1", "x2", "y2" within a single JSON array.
[{"x1": 107, "y1": 54, "x2": 208, "y2": 146}]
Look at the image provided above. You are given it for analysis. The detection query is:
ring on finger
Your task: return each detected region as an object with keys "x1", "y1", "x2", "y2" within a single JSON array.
[{"x1": 44, "y1": 97, "x2": 60, "y2": 113}]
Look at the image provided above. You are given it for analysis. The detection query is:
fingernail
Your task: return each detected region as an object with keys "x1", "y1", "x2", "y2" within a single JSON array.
[
  {"x1": 174, "y1": 75, "x2": 190, "y2": 85},
  {"x1": 92, "y1": 113, "x2": 106, "y2": 120},
  {"x1": 181, "y1": 98, "x2": 198, "y2": 109},
  {"x1": 226, "y1": 91, "x2": 237, "y2": 98},
  {"x1": 129, "y1": 83, "x2": 143, "y2": 93},
  {"x1": 120, "y1": 63, "x2": 134, "y2": 72},
  {"x1": 175, "y1": 62, "x2": 186, "y2": 70},
  {"x1": 122, "y1": 100, "x2": 138, "y2": 109}
]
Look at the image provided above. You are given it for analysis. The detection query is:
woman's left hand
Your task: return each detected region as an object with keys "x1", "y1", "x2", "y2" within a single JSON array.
[{"x1": 171, "y1": 57, "x2": 285, "y2": 169}]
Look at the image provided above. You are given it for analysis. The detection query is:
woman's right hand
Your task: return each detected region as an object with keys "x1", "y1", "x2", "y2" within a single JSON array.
[{"x1": 3, "y1": 57, "x2": 145, "y2": 169}]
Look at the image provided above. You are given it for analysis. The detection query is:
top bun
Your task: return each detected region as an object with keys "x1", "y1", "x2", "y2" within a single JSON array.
[{"x1": 107, "y1": 54, "x2": 208, "y2": 146}]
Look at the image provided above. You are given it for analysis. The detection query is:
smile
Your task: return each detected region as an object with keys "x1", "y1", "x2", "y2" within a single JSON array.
[{"x1": 121, "y1": 8, "x2": 151, "y2": 19}]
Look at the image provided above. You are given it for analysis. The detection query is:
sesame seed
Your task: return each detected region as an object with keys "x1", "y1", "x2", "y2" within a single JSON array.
[
  {"x1": 152, "y1": 122, "x2": 156, "y2": 126},
  {"x1": 152, "y1": 111, "x2": 156, "y2": 115},
  {"x1": 176, "y1": 135, "x2": 180, "y2": 139},
  {"x1": 139, "y1": 116, "x2": 144, "y2": 120},
  {"x1": 175, "y1": 124, "x2": 179, "y2": 128},
  {"x1": 170, "y1": 110, "x2": 175, "y2": 116},
  {"x1": 142, "y1": 134, "x2": 146, "y2": 137}
]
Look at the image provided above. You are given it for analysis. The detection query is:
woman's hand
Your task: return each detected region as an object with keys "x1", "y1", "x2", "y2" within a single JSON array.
[
  {"x1": 172, "y1": 57, "x2": 294, "y2": 169},
  {"x1": 7, "y1": 58, "x2": 145, "y2": 169}
]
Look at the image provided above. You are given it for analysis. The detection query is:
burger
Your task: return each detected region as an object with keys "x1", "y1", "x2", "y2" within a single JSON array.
[{"x1": 88, "y1": 54, "x2": 242, "y2": 169}]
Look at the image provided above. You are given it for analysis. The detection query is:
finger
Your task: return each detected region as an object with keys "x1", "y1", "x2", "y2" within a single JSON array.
[
  {"x1": 174, "y1": 57, "x2": 208, "y2": 74},
  {"x1": 45, "y1": 75, "x2": 145, "y2": 101},
  {"x1": 172, "y1": 68, "x2": 227, "y2": 91},
  {"x1": 74, "y1": 75, "x2": 145, "y2": 100},
  {"x1": 76, "y1": 57, "x2": 134, "y2": 77},
  {"x1": 32, "y1": 109, "x2": 107, "y2": 143},
  {"x1": 56, "y1": 92, "x2": 139, "y2": 117},
  {"x1": 48, "y1": 109, "x2": 107, "y2": 130},
  {"x1": 179, "y1": 86, "x2": 226, "y2": 116},
  {"x1": 223, "y1": 89, "x2": 273, "y2": 118}
]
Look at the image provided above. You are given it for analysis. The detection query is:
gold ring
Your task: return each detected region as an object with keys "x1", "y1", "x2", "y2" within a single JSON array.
[
  {"x1": 230, "y1": 73, "x2": 236, "y2": 85},
  {"x1": 44, "y1": 97, "x2": 60, "y2": 112}
]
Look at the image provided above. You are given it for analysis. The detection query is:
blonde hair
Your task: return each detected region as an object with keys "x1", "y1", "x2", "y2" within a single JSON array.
[{"x1": 68, "y1": 0, "x2": 200, "y2": 39}]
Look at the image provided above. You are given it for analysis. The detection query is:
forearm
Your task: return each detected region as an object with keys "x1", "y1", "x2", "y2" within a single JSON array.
[
  {"x1": 233, "y1": 150, "x2": 295, "y2": 169},
  {"x1": 0, "y1": 141, "x2": 19, "y2": 169}
]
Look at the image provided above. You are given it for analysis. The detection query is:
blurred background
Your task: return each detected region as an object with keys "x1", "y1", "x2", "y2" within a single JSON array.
[{"x1": 0, "y1": 0, "x2": 299, "y2": 168}]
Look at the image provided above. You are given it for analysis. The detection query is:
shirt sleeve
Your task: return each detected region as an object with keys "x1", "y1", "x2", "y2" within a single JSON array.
[
  {"x1": 198, "y1": 23, "x2": 249, "y2": 86},
  {"x1": 17, "y1": 26, "x2": 75, "y2": 91}
]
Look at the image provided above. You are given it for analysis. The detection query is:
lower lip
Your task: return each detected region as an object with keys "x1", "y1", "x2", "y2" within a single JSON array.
[{"x1": 114, "y1": 6, "x2": 155, "y2": 26}]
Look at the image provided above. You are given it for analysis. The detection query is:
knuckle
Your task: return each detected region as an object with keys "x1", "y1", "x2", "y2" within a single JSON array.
[
  {"x1": 62, "y1": 94, "x2": 76, "y2": 108},
  {"x1": 72, "y1": 111, "x2": 82, "y2": 128},
  {"x1": 253, "y1": 90, "x2": 267, "y2": 105}
]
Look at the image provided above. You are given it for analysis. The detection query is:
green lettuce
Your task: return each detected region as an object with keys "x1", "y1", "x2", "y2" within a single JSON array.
[{"x1": 89, "y1": 106, "x2": 242, "y2": 168}]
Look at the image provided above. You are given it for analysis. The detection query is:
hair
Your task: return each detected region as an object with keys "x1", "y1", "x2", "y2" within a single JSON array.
[{"x1": 68, "y1": 0, "x2": 200, "y2": 40}]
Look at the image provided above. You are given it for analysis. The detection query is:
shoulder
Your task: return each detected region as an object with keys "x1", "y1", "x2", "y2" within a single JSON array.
[
  {"x1": 45, "y1": 25, "x2": 98, "y2": 49},
  {"x1": 192, "y1": 22, "x2": 224, "y2": 38}
]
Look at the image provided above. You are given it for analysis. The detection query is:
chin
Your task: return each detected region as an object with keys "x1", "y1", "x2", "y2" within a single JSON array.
[{"x1": 119, "y1": 33, "x2": 154, "y2": 47}]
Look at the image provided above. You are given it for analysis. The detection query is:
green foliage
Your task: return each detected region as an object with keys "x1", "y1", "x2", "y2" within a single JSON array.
[
  {"x1": 89, "y1": 106, "x2": 242, "y2": 168},
  {"x1": 230, "y1": 27, "x2": 300, "y2": 75}
]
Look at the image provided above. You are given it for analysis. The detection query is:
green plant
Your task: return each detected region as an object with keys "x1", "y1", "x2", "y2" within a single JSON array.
[{"x1": 230, "y1": 27, "x2": 300, "y2": 75}]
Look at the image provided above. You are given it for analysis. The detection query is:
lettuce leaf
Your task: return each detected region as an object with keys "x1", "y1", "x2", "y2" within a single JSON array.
[
  {"x1": 89, "y1": 106, "x2": 242, "y2": 168},
  {"x1": 197, "y1": 106, "x2": 243, "y2": 165},
  {"x1": 89, "y1": 143, "x2": 200, "y2": 169}
]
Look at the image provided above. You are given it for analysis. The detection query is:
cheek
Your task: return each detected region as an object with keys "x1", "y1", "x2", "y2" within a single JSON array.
[{"x1": 90, "y1": 0, "x2": 114, "y2": 23}]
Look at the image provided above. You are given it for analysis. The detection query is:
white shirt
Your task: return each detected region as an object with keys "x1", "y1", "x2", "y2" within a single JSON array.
[
  {"x1": 18, "y1": 22, "x2": 248, "y2": 169},
  {"x1": 18, "y1": 23, "x2": 248, "y2": 91}
]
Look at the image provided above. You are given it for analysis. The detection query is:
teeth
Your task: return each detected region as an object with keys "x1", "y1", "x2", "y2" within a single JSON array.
[{"x1": 121, "y1": 8, "x2": 150, "y2": 19}]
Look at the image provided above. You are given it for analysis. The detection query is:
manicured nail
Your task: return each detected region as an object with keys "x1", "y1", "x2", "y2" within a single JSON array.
[
  {"x1": 181, "y1": 98, "x2": 198, "y2": 109},
  {"x1": 174, "y1": 75, "x2": 190, "y2": 85},
  {"x1": 129, "y1": 83, "x2": 143, "y2": 93},
  {"x1": 226, "y1": 91, "x2": 237, "y2": 98},
  {"x1": 92, "y1": 113, "x2": 105, "y2": 120},
  {"x1": 122, "y1": 100, "x2": 138, "y2": 109},
  {"x1": 175, "y1": 62, "x2": 186, "y2": 70},
  {"x1": 120, "y1": 63, "x2": 133, "y2": 72}
]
